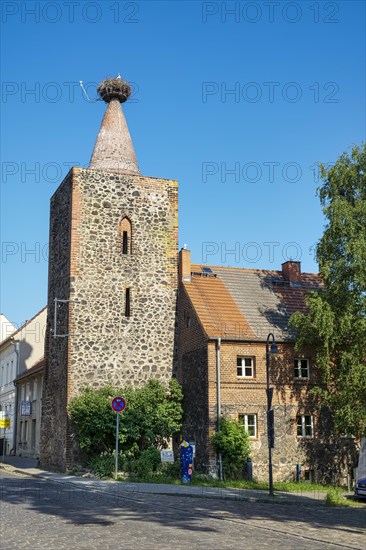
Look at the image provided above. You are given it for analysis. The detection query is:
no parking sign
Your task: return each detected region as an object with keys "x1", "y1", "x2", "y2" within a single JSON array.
[
  {"x1": 111, "y1": 396, "x2": 126, "y2": 479},
  {"x1": 112, "y1": 396, "x2": 126, "y2": 412}
]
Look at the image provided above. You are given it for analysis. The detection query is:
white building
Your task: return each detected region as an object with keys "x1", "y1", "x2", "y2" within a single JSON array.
[
  {"x1": 0, "y1": 307, "x2": 46, "y2": 455},
  {"x1": 0, "y1": 314, "x2": 17, "y2": 343},
  {"x1": 15, "y1": 358, "x2": 44, "y2": 459}
]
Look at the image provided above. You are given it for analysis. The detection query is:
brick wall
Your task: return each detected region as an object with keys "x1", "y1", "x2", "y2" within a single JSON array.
[
  {"x1": 206, "y1": 341, "x2": 356, "y2": 482},
  {"x1": 178, "y1": 283, "x2": 209, "y2": 470}
]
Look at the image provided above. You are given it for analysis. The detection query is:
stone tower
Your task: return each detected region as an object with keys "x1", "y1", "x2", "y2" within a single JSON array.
[{"x1": 40, "y1": 76, "x2": 178, "y2": 471}]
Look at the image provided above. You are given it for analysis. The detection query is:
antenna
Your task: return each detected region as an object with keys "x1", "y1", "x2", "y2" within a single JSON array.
[{"x1": 79, "y1": 80, "x2": 101, "y2": 103}]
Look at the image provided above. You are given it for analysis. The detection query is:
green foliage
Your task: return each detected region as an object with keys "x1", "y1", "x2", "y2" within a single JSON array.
[
  {"x1": 290, "y1": 143, "x2": 366, "y2": 438},
  {"x1": 88, "y1": 452, "x2": 117, "y2": 478},
  {"x1": 324, "y1": 488, "x2": 361, "y2": 508},
  {"x1": 211, "y1": 418, "x2": 251, "y2": 479},
  {"x1": 68, "y1": 385, "x2": 117, "y2": 456},
  {"x1": 69, "y1": 379, "x2": 183, "y2": 461},
  {"x1": 159, "y1": 459, "x2": 181, "y2": 479},
  {"x1": 126, "y1": 448, "x2": 161, "y2": 478},
  {"x1": 119, "y1": 379, "x2": 183, "y2": 456}
]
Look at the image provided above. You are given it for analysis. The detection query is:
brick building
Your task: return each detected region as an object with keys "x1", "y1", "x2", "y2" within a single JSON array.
[{"x1": 178, "y1": 249, "x2": 355, "y2": 482}]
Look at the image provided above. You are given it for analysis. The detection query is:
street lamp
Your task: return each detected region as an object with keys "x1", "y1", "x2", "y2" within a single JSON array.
[{"x1": 266, "y1": 332, "x2": 278, "y2": 497}]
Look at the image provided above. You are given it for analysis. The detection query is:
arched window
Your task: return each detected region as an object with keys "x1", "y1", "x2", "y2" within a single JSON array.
[{"x1": 119, "y1": 217, "x2": 132, "y2": 255}]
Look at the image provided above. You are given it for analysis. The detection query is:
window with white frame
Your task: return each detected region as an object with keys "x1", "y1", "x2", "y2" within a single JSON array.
[
  {"x1": 237, "y1": 357, "x2": 255, "y2": 378},
  {"x1": 239, "y1": 414, "x2": 257, "y2": 438},
  {"x1": 297, "y1": 415, "x2": 314, "y2": 437},
  {"x1": 294, "y1": 359, "x2": 309, "y2": 379}
]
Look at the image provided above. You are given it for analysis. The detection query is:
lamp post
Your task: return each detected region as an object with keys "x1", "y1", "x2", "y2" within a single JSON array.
[{"x1": 266, "y1": 332, "x2": 278, "y2": 497}]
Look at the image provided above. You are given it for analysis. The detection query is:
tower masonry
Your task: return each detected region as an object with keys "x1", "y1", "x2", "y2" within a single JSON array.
[{"x1": 40, "y1": 76, "x2": 178, "y2": 471}]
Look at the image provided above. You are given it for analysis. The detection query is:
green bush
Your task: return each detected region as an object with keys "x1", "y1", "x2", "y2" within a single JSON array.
[
  {"x1": 68, "y1": 385, "x2": 116, "y2": 456},
  {"x1": 88, "y1": 453, "x2": 117, "y2": 478},
  {"x1": 127, "y1": 448, "x2": 161, "y2": 478},
  {"x1": 211, "y1": 418, "x2": 251, "y2": 479},
  {"x1": 69, "y1": 379, "x2": 183, "y2": 462},
  {"x1": 159, "y1": 460, "x2": 180, "y2": 478}
]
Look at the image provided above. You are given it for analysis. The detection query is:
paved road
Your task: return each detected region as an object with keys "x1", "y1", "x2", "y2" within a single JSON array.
[{"x1": 0, "y1": 471, "x2": 365, "y2": 549}]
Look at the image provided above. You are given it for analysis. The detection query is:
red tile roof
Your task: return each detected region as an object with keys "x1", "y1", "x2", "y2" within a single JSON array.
[
  {"x1": 184, "y1": 275, "x2": 255, "y2": 339},
  {"x1": 185, "y1": 265, "x2": 322, "y2": 341}
]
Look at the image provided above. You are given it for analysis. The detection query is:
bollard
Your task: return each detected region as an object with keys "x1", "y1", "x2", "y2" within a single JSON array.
[
  {"x1": 296, "y1": 463, "x2": 302, "y2": 482},
  {"x1": 247, "y1": 458, "x2": 253, "y2": 481}
]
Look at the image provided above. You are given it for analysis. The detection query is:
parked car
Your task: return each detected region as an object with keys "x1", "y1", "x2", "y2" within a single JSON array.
[
  {"x1": 354, "y1": 438, "x2": 366, "y2": 500},
  {"x1": 355, "y1": 477, "x2": 366, "y2": 499}
]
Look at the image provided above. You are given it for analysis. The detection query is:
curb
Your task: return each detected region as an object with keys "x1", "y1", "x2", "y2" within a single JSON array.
[{"x1": 0, "y1": 462, "x2": 327, "y2": 506}]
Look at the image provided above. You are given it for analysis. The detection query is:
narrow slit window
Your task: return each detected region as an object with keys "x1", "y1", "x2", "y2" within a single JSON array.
[
  {"x1": 122, "y1": 231, "x2": 128, "y2": 255},
  {"x1": 125, "y1": 288, "x2": 131, "y2": 317}
]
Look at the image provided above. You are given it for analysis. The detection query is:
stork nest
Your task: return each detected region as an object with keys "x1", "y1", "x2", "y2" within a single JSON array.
[{"x1": 97, "y1": 78, "x2": 131, "y2": 103}]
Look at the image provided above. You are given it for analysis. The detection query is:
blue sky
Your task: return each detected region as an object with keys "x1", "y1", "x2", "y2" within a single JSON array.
[{"x1": 1, "y1": 0, "x2": 365, "y2": 327}]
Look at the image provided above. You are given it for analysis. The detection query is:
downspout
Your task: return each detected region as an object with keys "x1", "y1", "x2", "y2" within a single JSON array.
[{"x1": 216, "y1": 337, "x2": 223, "y2": 481}]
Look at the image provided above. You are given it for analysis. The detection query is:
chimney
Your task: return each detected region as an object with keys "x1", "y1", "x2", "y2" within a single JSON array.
[
  {"x1": 281, "y1": 261, "x2": 301, "y2": 286},
  {"x1": 179, "y1": 247, "x2": 191, "y2": 283}
]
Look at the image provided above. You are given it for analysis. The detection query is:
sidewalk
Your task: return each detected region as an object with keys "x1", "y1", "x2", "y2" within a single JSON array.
[
  {"x1": 0, "y1": 458, "x2": 330, "y2": 506},
  {"x1": 1, "y1": 456, "x2": 39, "y2": 469}
]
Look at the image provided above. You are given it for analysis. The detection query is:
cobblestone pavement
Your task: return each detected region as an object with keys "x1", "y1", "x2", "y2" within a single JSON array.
[{"x1": 0, "y1": 471, "x2": 365, "y2": 550}]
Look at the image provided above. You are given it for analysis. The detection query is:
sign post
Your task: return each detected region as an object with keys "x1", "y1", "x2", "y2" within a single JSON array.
[
  {"x1": 0, "y1": 412, "x2": 10, "y2": 463},
  {"x1": 111, "y1": 396, "x2": 126, "y2": 480}
]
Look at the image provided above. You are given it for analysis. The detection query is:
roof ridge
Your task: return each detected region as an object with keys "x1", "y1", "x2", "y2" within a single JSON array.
[
  {"x1": 190, "y1": 263, "x2": 320, "y2": 276},
  {"x1": 0, "y1": 305, "x2": 47, "y2": 347}
]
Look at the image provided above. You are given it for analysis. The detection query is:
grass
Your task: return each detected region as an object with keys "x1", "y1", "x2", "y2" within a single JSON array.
[
  {"x1": 325, "y1": 487, "x2": 364, "y2": 507},
  {"x1": 116, "y1": 471, "x2": 365, "y2": 507},
  {"x1": 117, "y1": 471, "x2": 326, "y2": 493}
]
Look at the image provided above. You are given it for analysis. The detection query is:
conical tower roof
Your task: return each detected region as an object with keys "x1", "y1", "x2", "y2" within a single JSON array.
[{"x1": 89, "y1": 77, "x2": 140, "y2": 175}]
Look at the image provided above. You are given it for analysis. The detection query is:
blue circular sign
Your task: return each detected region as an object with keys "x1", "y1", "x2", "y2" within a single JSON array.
[{"x1": 111, "y1": 396, "x2": 126, "y2": 412}]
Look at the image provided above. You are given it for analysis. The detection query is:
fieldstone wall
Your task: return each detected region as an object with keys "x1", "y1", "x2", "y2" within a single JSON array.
[
  {"x1": 208, "y1": 403, "x2": 356, "y2": 483},
  {"x1": 215, "y1": 402, "x2": 305, "y2": 481},
  {"x1": 41, "y1": 167, "x2": 178, "y2": 471},
  {"x1": 40, "y1": 172, "x2": 73, "y2": 470}
]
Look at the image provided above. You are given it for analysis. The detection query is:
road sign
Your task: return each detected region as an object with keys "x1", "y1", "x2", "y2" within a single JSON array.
[
  {"x1": 267, "y1": 409, "x2": 275, "y2": 448},
  {"x1": 266, "y1": 388, "x2": 273, "y2": 410},
  {"x1": 161, "y1": 450, "x2": 174, "y2": 463},
  {"x1": 111, "y1": 396, "x2": 126, "y2": 412},
  {"x1": 0, "y1": 412, "x2": 10, "y2": 429},
  {"x1": 21, "y1": 400, "x2": 32, "y2": 416},
  {"x1": 111, "y1": 396, "x2": 126, "y2": 480}
]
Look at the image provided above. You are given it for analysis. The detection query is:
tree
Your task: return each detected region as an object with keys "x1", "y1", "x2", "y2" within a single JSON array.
[
  {"x1": 69, "y1": 379, "x2": 183, "y2": 459},
  {"x1": 211, "y1": 418, "x2": 251, "y2": 479},
  {"x1": 290, "y1": 143, "x2": 366, "y2": 438}
]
